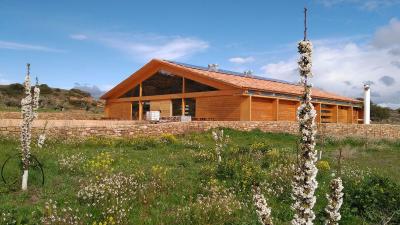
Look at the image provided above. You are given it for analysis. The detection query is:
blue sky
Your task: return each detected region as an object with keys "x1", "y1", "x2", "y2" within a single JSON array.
[{"x1": 1, "y1": 0, "x2": 400, "y2": 107}]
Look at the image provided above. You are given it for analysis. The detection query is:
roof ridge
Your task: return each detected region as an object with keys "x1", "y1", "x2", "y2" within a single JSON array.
[{"x1": 164, "y1": 60, "x2": 300, "y2": 86}]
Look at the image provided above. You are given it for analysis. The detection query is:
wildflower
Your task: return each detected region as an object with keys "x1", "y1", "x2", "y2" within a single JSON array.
[
  {"x1": 253, "y1": 185, "x2": 273, "y2": 225},
  {"x1": 324, "y1": 177, "x2": 344, "y2": 225},
  {"x1": 20, "y1": 64, "x2": 40, "y2": 191},
  {"x1": 291, "y1": 39, "x2": 319, "y2": 225},
  {"x1": 211, "y1": 129, "x2": 229, "y2": 163}
]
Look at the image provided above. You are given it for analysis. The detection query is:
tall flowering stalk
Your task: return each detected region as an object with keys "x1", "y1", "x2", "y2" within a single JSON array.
[
  {"x1": 324, "y1": 177, "x2": 344, "y2": 225},
  {"x1": 253, "y1": 185, "x2": 273, "y2": 225},
  {"x1": 291, "y1": 17, "x2": 319, "y2": 224},
  {"x1": 20, "y1": 63, "x2": 40, "y2": 191},
  {"x1": 211, "y1": 129, "x2": 229, "y2": 163}
]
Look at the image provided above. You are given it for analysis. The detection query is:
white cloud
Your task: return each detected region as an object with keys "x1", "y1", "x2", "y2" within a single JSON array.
[
  {"x1": 97, "y1": 33, "x2": 209, "y2": 62},
  {"x1": 261, "y1": 18, "x2": 400, "y2": 109},
  {"x1": 70, "y1": 34, "x2": 88, "y2": 40},
  {"x1": 229, "y1": 56, "x2": 255, "y2": 64},
  {"x1": 0, "y1": 40, "x2": 63, "y2": 52},
  {"x1": 317, "y1": 0, "x2": 400, "y2": 10},
  {"x1": 372, "y1": 18, "x2": 400, "y2": 48}
]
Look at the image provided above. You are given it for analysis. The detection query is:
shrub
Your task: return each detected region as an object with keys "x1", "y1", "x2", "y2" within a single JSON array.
[
  {"x1": 77, "y1": 173, "x2": 140, "y2": 224},
  {"x1": 261, "y1": 148, "x2": 280, "y2": 168},
  {"x1": 160, "y1": 133, "x2": 178, "y2": 144},
  {"x1": 85, "y1": 152, "x2": 114, "y2": 174},
  {"x1": 316, "y1": 160, "x2": 331, "y2": 172},
  {"x1": 176, "y1": 180, "x2": 242, "y2": 224},
  {"x1": 370, "y1": 103, "x2": 390, "y2": 121},
  {"x1": 343, "y1": 173, "x2": 400, "y2": 224},
  {"x1": 249, "y1": 141, "x2": 272, "y2": 153},
  {"x1": 193, "y1": 149, "x2": 215, "y2": 162}
]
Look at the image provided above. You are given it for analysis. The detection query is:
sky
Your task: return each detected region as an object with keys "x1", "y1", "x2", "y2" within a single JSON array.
[{"x1": 1, "y1": 0, "x2": 400, "y2": 107}]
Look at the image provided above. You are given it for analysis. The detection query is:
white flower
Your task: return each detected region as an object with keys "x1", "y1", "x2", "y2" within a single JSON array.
[
  {"x1": 292, "y1": 40, "x2": 319, "y2": 225},
  {"x1": 253, "y1": 186, "x2": 273, "y2": 225},
  {"x1": 37, "y1": 134, "x2": 46, "y2": 148},
  {"x1": 324, "y1": 177, "x2": 344, "y2": 225}
]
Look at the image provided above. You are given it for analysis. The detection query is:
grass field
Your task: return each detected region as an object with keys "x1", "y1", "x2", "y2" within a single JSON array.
[{"x1": 0, "y1": 129, "x2": 399, "y2": 224}]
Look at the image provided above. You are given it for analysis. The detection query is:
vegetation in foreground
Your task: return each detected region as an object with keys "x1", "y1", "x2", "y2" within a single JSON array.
[{"x1": 0, "y1": 130, "x2": 399, "y2": 224}]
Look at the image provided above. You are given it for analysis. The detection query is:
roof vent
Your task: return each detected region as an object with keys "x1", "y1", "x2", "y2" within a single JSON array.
[
  {"x1": 208, "y1": 64, "x2": 219, "y2": 72},
  {"x1": 243, "y1": 70, "x2": 253, "y2": 77}
]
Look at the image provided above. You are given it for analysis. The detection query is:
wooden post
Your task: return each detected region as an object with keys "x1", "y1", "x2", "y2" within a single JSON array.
[
  {"x1": 315, "y1": 103, "x2": 321, "y2": 123},
  {"x1": 182, "y1": 77, "x2": 185, "y2": 116},
  {"x1": 139, "y1": 82, "x2": 143, "y2": 121},
  {"x1": 249, "y1": 96, "x2": 252, "y2": 121},
  {"x1": 349, "y1": 106, "x2": 354, "y2": 124},
  {"x1": 275, "y1": 99, "x2": 279, "y2": 121},
  {"x1": 335, "y1": 105, "x2": 339, "y2": 123}
]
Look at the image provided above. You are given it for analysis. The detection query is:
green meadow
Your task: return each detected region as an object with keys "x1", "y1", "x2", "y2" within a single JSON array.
[{"x1": 1, "y1": 129, "x2": 399, "y2": 224}]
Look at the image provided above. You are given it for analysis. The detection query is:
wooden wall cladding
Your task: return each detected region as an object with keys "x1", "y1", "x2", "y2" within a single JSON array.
[
  {"x1": 251, "y1": 97, "x2": 275, "y2": 121},
  {"x1": 338, "y1": 106, "x2": 350, "y2": 123},
  {"x1": 105, "y1": 102, "x2": 132, "y2": 120},
  {"x1": 150, "y1": 100, "x2": 172, "y2": 117},
  {"x1": 196, "y1": 96, "x2": 241, "y2": 120},
  {"x1": 278, "y1": 100, "x2": 298, "y2": 121}
]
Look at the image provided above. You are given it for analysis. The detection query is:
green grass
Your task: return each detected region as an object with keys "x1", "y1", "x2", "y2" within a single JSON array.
[{"x1": 0, "y1": 129, "x2": 399, "y2": 224}]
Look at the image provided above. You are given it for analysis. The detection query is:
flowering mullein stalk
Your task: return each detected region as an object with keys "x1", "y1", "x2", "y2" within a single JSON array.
[
  {"x1": 324, "y1": 177, "x2": 343, "y2": 225},
  {"x1": 20, "y1": 64, "x2": 40, "y2": 191},
  {"x1": 211, "y1": 129, "x2": 228, "y2": 163},
  {"x1": 253, "y1": 185, "x2": 273, "y2": 225},
  {"x1": 291, "y1": 40, "x2": 319, "y2": 225}
]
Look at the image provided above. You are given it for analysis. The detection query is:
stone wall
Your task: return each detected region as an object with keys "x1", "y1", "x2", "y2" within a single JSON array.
[{"x1": 1, "y1": 119, "x2": 399, "y2": 140}]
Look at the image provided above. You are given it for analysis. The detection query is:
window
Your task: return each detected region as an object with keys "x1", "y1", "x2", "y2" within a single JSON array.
[{"x1": 185, "y1": 78, "x2": 217, "y2": 92}]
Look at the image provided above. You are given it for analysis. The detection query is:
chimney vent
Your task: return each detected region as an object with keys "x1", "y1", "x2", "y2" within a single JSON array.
[
  {"x1": 208, "y1": 64, "x2": 219, "y2": 72},
  {"x1": 243, "y1": 70, "x2": 253, "y2": 77}
]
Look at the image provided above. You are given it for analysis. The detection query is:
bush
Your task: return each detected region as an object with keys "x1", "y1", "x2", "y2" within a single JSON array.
[
  {"x1": 371, "y1": 103, "x2": 390, "y2": 121},
  {"x1": 160, "y1": 133, "x2": 178, "y2": 144},
  {"x1": 176, "y1": 180, "x2": 242, "y2": 224},
  {"x1": 344, "y1": 174, "x2": 400, "y2": 224},
  {"x1": 316, "y1": 160, "x2": 331, "y2": 172},
  {"x1": 1, "y1": 83, "x2": 24, "y2": 96},
  {"x1": 39, "y1": 84, "x2": 52, "y2": 94},
  {"x1": 249, "y1": 141, "x2": 272, "y2": 153}
]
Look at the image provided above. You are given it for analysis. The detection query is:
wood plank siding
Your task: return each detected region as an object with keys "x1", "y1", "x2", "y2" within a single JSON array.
[
  {"x1": 196, "y1": 96, "x2": 242, "y2": 120},
  {"x1": 105, "y1": 102, "x2": 132, "y2": 120},
  {"x1": 251, "y1": 97, "x2": 276, "y2": 121},
  {"x1": 101, "y1": 59, "x2": 362, "y2": 123}
]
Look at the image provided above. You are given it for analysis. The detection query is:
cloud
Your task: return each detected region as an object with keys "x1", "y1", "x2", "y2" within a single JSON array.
[
  {"x1": 0, "y1": 40, "x2": 64, "y2": 52},
  {"x1": 372, "y1": 18, "x2": 400, "y2": 48},
  {"x1": 96, "y1": 33, "x2": 209, "y2": 62},
  {"x1": 73, "y1": 83, "x2": 105, "y2": 98},
  {"x1": 379, "y1": 75, "x2": 396, "y2": 86},
  {"x1": 70, "y1": 34, "x2": 88, "y2": 40},
  {"x1": 261, "y1": 18, "x2": 400, "y2": 109},
  {"x1": 391, "y1": 60, "x2": 400, "y2": 68},
  {"x1": 229, "y1": 56, "x2": 255, "y2": 64},
  {"x1": 317, "y1": 0, "x2": 400, "y2": 10}
]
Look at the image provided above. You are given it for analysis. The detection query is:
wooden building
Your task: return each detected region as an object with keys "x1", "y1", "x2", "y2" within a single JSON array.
[{"x1": 101, "y1": 59, "x2": 363, "y2": 123}]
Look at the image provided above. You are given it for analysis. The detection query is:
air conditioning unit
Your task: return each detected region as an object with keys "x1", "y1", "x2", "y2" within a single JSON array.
[{"x1": 146, "y1": 111, "x2": 160, "y2": 121}]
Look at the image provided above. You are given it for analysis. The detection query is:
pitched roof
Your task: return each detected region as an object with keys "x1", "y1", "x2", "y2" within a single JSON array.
[
  {"x1": 102, "y1": 59, "x2": 360, "y2": 103},
  {"x1": 161, "y1": 60, "x2": 359, "y2": 103}
]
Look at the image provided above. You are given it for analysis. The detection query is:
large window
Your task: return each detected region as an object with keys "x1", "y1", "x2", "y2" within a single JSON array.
[
  {"x1": 120, "y1": 71, "x2": 219, "y2": 98},
  {"x1": 142, "y1": 71, "x2": 183, "y2": 96},
  {"x1": 120, "y1": 85, "x2": 140, "y2": 98},
  {"x1": 185, "y1": 78, "x2": 217, "y2": 92}
]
